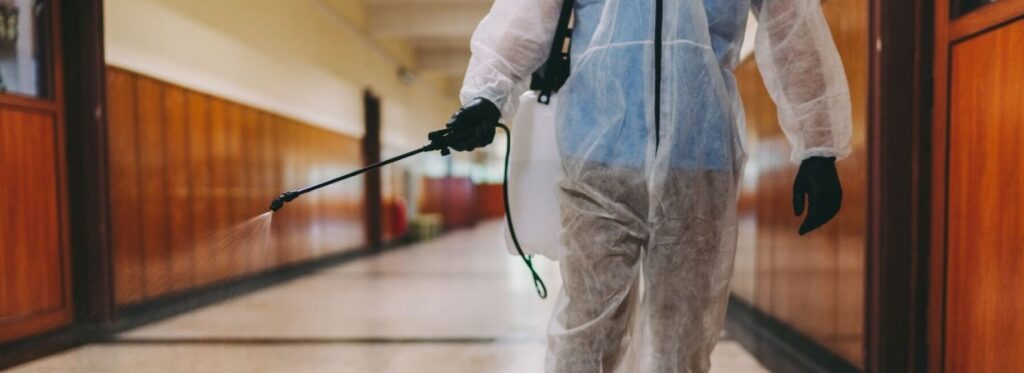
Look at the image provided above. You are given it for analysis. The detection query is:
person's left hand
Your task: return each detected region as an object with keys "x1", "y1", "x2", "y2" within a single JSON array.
[{"x1": 793, "y1": 156, "x2": 843, "y2": 235}]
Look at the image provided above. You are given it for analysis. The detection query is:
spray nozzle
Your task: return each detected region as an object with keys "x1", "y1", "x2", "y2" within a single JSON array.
[
  {"x1": 269, "y1": 191, "x2": 300, "y2": 212},
  {"x1": 427, "y1": 129, "x2": 454, "y2": 156}
]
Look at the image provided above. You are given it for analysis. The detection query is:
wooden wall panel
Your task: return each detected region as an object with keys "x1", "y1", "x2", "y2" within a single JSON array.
[
  {"x1": 254, "y1": 112, "x2": 275, "y2": 272},
  {"x1": 251, "y1": 109, "x2": 271, "y2": 272},
  {"x1": 322, "y1": 135, "x2": 343, "y2": 249},
  {"x1": 296, "y1": 126, "x2": 313, "y2": 261},
  {"x1": 267, "y1": 115, "x2": 284, "y2": 268},
  {"x1": 105, "y1": 67, "x2": 369, "y2": 306},
  {"x1": 207, "y1": 98, "x2": 231, "y2": 283},
  {"x1": 163, "y1": 85, "x2": 193, "y2": 292},
  {"x1": 225, "y1": 103, "x2": 244, "y2": 276},
  {"x1": 106, "y1": 69, "x2": 145, "y2": 304},
  {"x1": 187, "y1": 92, "x2": 214, "y2": 286},
  {"x1": 288, "y1": 121, "x2": 305, "y2": 263},
  {"x1": 336, "y1": 135, "x2": 366, "y2": 250},
  {"x1": 274, "y1": 118, "x2": 296, "y2": 265},
  {"x1": 0, "y1": 1, "x2": 98, "y2": 343},
  {"x1": 945, "y1": 18, "x2": 1024, "y2": 373},
  {"x1": 279, "y1": 119, "x2": 302, "y2": 265},
  {"x1": 135, "y1": 77, "x2": 172, "y2": 298},
  {"x1": 238, "y1": 106, "x2": 257, "y2": 273},
  {"x1": 731, "y1": 0, "x2": 869, "y2": 366},
  {"x1": 297, "y1": 120, "x2": 312, "y2": 260},
  {"x1": 308, "y1": 129, "x2": 324, "y2": 257},
  {"x1": 323, "y1": 135, "x2": 334, "y2": 229},
  {"x1": 0, "y1": 109, "x2": 71, "y2": 342}
]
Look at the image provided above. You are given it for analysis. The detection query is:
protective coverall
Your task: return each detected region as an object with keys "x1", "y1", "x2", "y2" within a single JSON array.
[{"x1": 457, "y1": 0, "x2": 852, "y2": 371}]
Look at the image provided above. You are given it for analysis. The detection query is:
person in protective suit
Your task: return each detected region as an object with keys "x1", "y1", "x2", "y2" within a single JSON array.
[{"x1": 445, "y1": 0, "x2": 851, "y2": 371}]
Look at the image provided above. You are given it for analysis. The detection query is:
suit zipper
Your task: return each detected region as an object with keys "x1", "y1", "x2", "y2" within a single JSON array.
[{"x1": 654, "y1": 0, "x2": 663, "y2": 151}]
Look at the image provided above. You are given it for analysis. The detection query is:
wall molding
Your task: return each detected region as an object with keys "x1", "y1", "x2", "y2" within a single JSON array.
[{"x1": 725, "y1": 297, "x2": 860, "y2": 373}]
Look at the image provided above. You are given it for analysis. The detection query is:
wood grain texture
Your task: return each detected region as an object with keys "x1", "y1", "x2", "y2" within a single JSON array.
[
  {"x1": 305, "y1": 128, "x2": 323, "y2": 258},
  {"x1": 135, "y1": 76, "x2": 172, "y2": 298},
  {"x1": 106, "y1": 69, "x2": 145, "y2": 304},
  {"x1": 207, "y1": 98, "x2": 231, "y2": 283},
  {"x1": 271, "y1": 117, "x2": 294, "y2": 265},
  {"x1": 104, "y1": 67, "x2": 371, "y2": 306},
  {"x1": 225, "y1": 103, "x2": 245, "y2": 276},
  {"x1": 945, "y1": 18, "x2": 1024, "y2": 373},
  {"x1": 261, "y1": 112, "x2": 278, "y2": 269},
  {"x1": 0, "y1": 109, "x2": 70, "y2": 342},
  {"x1": 163, "y1": 85, "x2": 193, "y2": 292},
  {"x1": 243, "y1": 108, "x2": 265, "y2": 272},
  {"x1": 0, "y1": 8, "x2": 69, "y2": 337},
  {"x1": 187, "y1": 92, "x2": 214, "y2": 285},
  {"x1": 275, "y1": 118, "x2": 301, "y2": 265},
  {"x1": 731, "y1": 0, "x2": 869, "y2": 366},
  {"x1": 931, "y1": 0, "x2": 953, "y2": 370},
  {"x1": 951, "y1": 0, "x2": 1024, "y2": 41}
]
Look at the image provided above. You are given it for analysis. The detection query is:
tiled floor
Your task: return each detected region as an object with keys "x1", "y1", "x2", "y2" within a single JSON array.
[{"x1": 7, "y1": 222, "x2": 768, "y2": 372}]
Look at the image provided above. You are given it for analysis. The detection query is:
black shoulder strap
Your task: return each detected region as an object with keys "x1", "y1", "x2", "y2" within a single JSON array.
[{"x1": 532, "y1": 0, "x2": 575, "y2": 105}]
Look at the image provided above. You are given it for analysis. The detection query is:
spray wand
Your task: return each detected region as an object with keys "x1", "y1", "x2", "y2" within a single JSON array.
[
  {"x1": 269, "y1": 129, "x2": 456, "y2": 213},
  {"x1": 267, "y1": 125, "x2": 548, "y2": 299}
]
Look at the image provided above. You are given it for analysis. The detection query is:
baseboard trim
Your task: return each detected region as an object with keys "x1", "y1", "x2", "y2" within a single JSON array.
[
  {"x1": 725, "y1": 297, "x2": 861, "y2": 373},
  {"x1": 0, "y1": 239, "x2": 410, "y2": 370}
]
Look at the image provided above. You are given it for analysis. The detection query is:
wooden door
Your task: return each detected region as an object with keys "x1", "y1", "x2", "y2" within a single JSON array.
[
  {"x1": 0, "y1": 0, "x2": 71, "y2": 343},
  {"x1": 362, "y1": 91, "x2": 382, "y2": 249},
  {"x1": 944, "y1": 17, "x2": 1024, "y2": 373}
]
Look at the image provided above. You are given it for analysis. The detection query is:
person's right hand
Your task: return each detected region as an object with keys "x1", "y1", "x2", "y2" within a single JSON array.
[
  {"x1": 444, "y1": 97, "x2": 500, "y2": 152},
  {"x1": 793, "y1": 156, "x2": 843, "y2": 235}
]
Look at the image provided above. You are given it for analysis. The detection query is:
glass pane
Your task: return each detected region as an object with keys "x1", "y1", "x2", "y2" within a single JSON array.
[
  {"x1": 954, "y1": 0, "x2": 1003, "y2": 17},
  {"x1": 0, "y1": 0, "x2": 51, "y2": 99}
]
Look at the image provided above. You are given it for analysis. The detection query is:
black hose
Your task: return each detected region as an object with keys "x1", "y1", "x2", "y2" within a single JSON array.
[{"x1": 497, "y1": 124, "x2": 548, "y2": 299}]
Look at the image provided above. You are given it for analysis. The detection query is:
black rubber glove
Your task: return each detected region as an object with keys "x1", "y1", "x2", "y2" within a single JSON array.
[
  {"x1": 444, "y1": 97, "x2": 500, "y2": 152},
  {"x1": 793, "y1": 156, "x2": 843, "y2": 235}
]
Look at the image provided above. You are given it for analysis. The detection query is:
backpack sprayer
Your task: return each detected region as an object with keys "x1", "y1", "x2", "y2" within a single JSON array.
[{"x1": 267, "y1": 125, "x2": 548, "y2": 299}]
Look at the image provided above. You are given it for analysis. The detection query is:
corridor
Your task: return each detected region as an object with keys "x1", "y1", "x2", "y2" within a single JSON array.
[{"x1": 6, "y1": 222, "x2": 768, "y2": 372}]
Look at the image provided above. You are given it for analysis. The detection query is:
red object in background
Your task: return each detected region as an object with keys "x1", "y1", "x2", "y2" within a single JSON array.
[
  {"x1": 384, "y1": 198, "x2": 408, "y2": 239},
  {"x1": 420, "y1": 177, "x2": 478, "y2": 230},
  {"x1": 474, "y1": 183, "x2": 505, "y2": 219},
  {"x1": 441, "y1": 178, "x2": 476, "y2": 229}
]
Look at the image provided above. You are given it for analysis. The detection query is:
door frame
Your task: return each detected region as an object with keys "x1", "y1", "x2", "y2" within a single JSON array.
[
  {"x1": 865, "y1": 0, "x2": 935, "y2": 371},
  {"x1": 362, "y1": 90, "x2": 383, "y2": 249},
  {"x1": 60, "y1": 0, "x2": 115, "y2": 324}
]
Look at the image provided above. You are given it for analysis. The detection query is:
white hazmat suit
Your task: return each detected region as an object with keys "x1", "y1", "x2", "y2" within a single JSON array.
[{"x1": 461, "y1": 0, "x2": 852, "y2": 371}]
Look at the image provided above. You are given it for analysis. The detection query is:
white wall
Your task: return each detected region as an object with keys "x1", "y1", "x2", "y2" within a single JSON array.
[{"x1": 104, "y1": 0, "x2": 460, "y2": 149}]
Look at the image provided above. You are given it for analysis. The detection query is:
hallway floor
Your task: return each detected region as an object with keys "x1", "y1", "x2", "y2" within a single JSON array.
[{"x1": 7, "y1": 222, "x2": 767, "y2": 372}]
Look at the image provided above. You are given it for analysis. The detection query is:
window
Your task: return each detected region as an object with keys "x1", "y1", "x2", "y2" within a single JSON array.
[
  {"x1": 953, "y1": 0, "x2": 1003, "y2": 17},
  {"x1": 0, "y1": 0, "x2": 51, "y2": 99}
]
